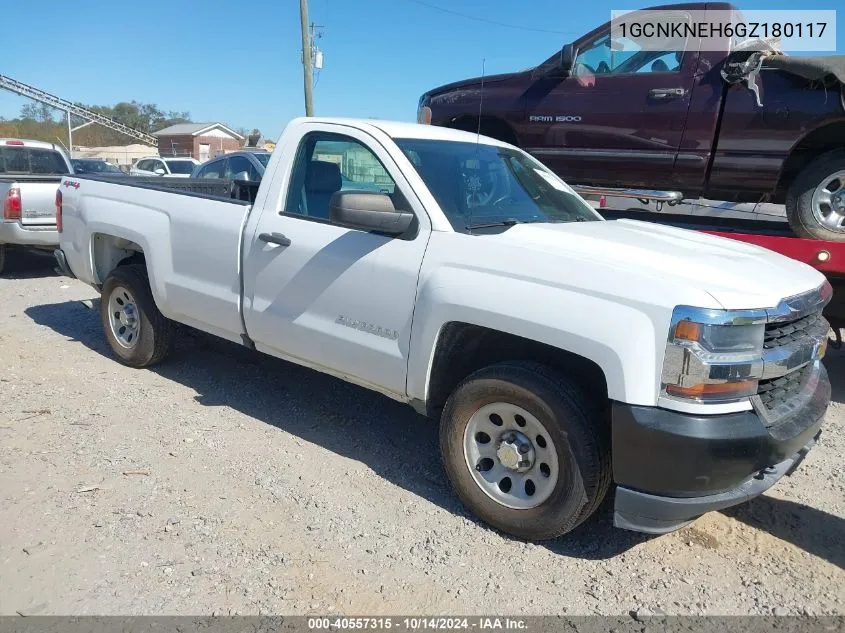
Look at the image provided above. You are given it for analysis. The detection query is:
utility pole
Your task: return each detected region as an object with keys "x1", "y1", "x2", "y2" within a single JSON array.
[
  {"x1": 66, "y1": 111, "x2": 73, "y2": 158},
  {"x1": 299, "y1": 0, "x2": 314, "y2": 116}
]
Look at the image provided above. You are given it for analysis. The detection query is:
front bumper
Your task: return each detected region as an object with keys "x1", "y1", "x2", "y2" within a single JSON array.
[
  {"x1": 612, "y1": 363, "x2": 829, "y2": 534},
  {"x1": 0, "y1": 221, "x2": 58, "y2": 248}
]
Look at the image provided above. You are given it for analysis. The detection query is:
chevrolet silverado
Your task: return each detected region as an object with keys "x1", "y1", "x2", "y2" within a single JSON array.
[{"x1": 55, "y1": 118, "x2": 831, "y2": 540}]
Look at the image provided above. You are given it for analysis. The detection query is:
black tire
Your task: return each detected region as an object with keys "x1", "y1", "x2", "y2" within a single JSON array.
[
  {"x1": 0, "y1": 244, "x2": 5, "y2": 275},
  {"x1": 100, "y1": 264, "x2": 175, "y2": 368},
  {"x1": 439, "y1": 361, "x2": 611, "y2": 541},
  {"x1": 786, "y1": 149, "x2": 845, "y2": 241}
]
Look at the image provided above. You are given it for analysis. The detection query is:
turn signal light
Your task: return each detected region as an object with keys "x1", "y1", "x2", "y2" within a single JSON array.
[
  {"x1": 666, "y1": 379, "x2": 758, "y2": 401},
  {"x1": 674, "y1": 320, "x2": 701, "y2": 342}
]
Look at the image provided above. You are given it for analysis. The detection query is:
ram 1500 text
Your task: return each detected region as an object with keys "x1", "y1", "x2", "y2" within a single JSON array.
[{"x1": 56, "y1": 118, "x2": 831, "y2": 540}]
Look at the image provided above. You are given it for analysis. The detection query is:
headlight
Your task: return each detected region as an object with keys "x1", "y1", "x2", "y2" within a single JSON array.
[
  {"x1": 673, "y1": 320, "x2": 764, "y2": 355},
  {"x1": 662, "y1": 307, "x2": 766, "y2": 403}
]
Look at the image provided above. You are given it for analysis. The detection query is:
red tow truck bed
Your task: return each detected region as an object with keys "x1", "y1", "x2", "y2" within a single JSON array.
[{"x1": 599, "y1": 209, "x2": 845, "y2": 328}]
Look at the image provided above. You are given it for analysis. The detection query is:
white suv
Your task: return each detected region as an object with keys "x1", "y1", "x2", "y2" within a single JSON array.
[{"x1": 130, "y1": 156, "x2": 199, "y2": 178}]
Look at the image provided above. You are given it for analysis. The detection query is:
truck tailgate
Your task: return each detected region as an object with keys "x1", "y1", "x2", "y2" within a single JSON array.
[{"x1": 16, "y1": 178, "x2": 61, "y2": 226}]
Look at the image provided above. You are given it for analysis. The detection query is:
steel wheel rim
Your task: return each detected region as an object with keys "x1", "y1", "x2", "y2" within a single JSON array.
[
  {"x1": 108, "y1": 286, "x2": 140, "y2": 349},
  {"x1": 463, "y1": 402, "x2": 560, "y2": 510},
  {"x1": 811, "y1": 170, "x2": 845, "y2": 231}
]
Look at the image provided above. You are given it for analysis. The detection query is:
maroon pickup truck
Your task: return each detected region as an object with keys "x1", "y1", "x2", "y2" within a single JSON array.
[{"x1": 418, "y1": 2, "x2": 845, "y2": 241}]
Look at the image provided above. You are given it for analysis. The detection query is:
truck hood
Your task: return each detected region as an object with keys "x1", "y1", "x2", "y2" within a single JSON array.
[
  {"x1": 425, "y1": 72, "x2": 521, "y2": 102},
  {"x1": 490, "y1": 219, "x2": 826, "y2": 310}
]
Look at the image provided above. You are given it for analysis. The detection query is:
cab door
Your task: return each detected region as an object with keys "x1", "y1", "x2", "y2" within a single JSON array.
[
  {"x1": 241, "y1": 124, "x2": 431, "y2": 397},
  {"x1": 523, "y1": 22, "x2": 698, "y2": 189}
]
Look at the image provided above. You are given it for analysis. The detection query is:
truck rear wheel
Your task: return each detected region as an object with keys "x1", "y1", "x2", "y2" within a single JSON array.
[
  {"x1": 100, "y1": 264, "x2": 175, "y2": 368},
  {"x1": 0, "y1": 244, "x2": 5, "y2": 274},
  {"x1": 786, "y1": 149, "x2": 845, "y2": 241},
  {"x1": 439, "y1": 361, "x2": 611, "y2": 541}
]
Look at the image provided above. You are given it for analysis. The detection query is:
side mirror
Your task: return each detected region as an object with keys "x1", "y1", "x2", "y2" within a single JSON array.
[
  {"x1": 233, "y1": 171, "x2": 250, "y2": 181},
  {"x1": 154, "y1": 168, "x2": 166, "y2": 176},
  {"x1": 329, "y1": 192, "x2": 413, "y2": 236},
  {"x1": 558, "y1": 43, "x2": 576, "y2": 76}
]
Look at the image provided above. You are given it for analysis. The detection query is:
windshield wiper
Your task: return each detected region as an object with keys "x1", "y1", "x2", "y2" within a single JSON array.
[{"x1": 465, "y1": 218, "x2": 524, "y2": 230}]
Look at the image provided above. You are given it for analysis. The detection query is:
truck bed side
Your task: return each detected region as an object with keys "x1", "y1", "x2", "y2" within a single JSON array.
[{"x1": 61, "y1": 175, "x2": 254, "y2": 342}]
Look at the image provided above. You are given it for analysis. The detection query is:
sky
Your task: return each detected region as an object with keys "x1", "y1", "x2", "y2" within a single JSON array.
[{"x1": 3, "y1": 0, "x2": 843, "y2": 142}]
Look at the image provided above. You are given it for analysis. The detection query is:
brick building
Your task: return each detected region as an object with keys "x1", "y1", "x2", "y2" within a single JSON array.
[{"x1": 153, "y1": 123, "x2": 244, "y2": 161}]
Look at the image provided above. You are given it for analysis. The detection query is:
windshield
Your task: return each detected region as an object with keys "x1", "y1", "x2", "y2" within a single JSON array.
[
  {"x1": 395, "y1": 139, "x2": 599, "y2": 232},
  {"x1": 73, "y1": 160, "x2": 121, "y2": 173},
  {"x1": 254, "y1": 153, "x2": 272, "y2": 166},
  {"x1": 165, "y1": 160, "x2": 195, "y2": 174}
]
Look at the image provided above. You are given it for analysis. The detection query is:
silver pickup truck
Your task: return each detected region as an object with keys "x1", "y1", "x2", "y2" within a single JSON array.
[{"x1": 1, "y1": 139, "x2": 72, "y2": 273}]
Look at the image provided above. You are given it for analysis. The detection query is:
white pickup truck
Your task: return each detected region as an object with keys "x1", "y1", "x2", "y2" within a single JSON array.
[
  {"x1": 56, "y1": 118, "x2": 832, "y2": 540},
  {"x1": 1, "y1": 138, "x2": 72, "y2": 273}
]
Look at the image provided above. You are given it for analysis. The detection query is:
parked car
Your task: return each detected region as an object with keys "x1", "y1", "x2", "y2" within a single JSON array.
[
  {"x1": 130, "y1": 156, "x2": 199, "y2": 178},
  {"x1": 71, "y1": 159, "x2": 123, "y2": 175},
  {"x1": 192, "y1": 150, "x2": 388, "y2": 193},
  {"x1": 191, "y1": 150, "x2": 271, "y2": 181},
  {"x1": 0, "y1": 138, "x2": 72, "y2": 273},
  {"x1": 418, "y1": 2, "x2": 845, "y2": 241},
  {"x1": 55, "y1": 117, "x2": 830, "y2": 540}
]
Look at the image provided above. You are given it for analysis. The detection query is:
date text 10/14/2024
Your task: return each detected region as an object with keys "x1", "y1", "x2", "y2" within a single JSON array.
[{"x1": 307, "y1": 617, "x2": 527, "y2": 630}]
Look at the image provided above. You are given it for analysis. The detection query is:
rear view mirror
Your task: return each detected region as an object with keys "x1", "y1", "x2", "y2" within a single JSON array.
[{"x1": 329, "y1": 192, "x2": 413, "y2": 236}]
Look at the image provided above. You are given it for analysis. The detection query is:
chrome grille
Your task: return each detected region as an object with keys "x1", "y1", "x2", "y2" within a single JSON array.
[
  {"x1": 757, "y1": 306, "x2": 827, "y2": 417},
  {"x1": 757, "y1": 363, "x2": 814, "y2": 412},
  {"x1": 764, "y1": 312, "x2": 824, "y2": 350}
]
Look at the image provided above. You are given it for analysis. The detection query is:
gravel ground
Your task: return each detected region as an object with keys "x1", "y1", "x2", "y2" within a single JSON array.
[{"x1": 1, "y1": 251, "x2": 843, "y2": 616}]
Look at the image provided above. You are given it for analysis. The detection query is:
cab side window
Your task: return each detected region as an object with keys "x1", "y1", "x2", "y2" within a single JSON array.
[
  {"x1": 225, "y1": 155, "x2": 260, "y2": 181},
  {"x1": 284, "y1": 132, "x2": 402, "y2": 222},
  {"x1": 197, "y1": 159, "x2": 225, "y2": 179},
  {"x1": 573, "y1": 14, "x2": 687, "y2": 77}
]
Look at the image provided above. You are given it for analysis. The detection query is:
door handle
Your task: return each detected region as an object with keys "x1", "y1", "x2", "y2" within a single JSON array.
[
  {"x1": 649, "y1": 87, "x2": 687, "y2": 100},
  {"x1": 259, "y1": 232, "x2": 291, "y2": 247}
]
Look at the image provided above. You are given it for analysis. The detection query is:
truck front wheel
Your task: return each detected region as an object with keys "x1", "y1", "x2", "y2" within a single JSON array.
[
  {"x1": 100, "y1": 264, "x2": 175, "y2": 368},
  {"x1": 786, "y1": 149, "x2": 845, "y2": 241},
  {"x1": 439, "y1": 362, "x2": 611, "y2": 540}
]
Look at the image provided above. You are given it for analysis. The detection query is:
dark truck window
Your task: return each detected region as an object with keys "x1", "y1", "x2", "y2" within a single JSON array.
[
  {"x1": 72, "y1": 159, "x2": 121, "y2": 173},
  {"x1": 225, "y1": 155, "x2": 260, "y2": 181},
  {"x1": 196, "y1": 159, "x2": 225, "y2": 179},
  {"x1": 254, "y1": 153, "x2": 271, "y2": 167},
  {"x1": 395, "y1": 139, "x2": 599, "y2": 233},
  {"x1": 165, "y1": 160, "x2": 195, "y2": 175},
  {"x1": 0, "y1": 147, "x2": 69, "y2": 175}
]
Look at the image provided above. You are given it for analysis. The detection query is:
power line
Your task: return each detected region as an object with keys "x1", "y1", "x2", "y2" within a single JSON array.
[{"x1": 405, "y1": 0, "x2": 579, "y2": 36}]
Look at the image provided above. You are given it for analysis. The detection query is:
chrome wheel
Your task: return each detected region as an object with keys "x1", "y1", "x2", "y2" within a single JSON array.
[
  {"x1": 107, "y1": 285, "x2": 140, "y2": 349},
  {"x1": 811, "y1": 170, "x2": 845, "y2": 232},
  {"x1": 463, "y1": 402, "x2": 559, "y2": 509}
]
